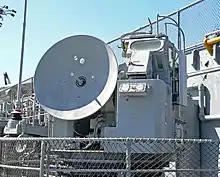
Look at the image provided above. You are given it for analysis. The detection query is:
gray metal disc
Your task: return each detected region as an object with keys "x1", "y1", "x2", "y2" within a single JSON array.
[{"x1": 34, "y1": 35, "x2": 118, "y2": 120}]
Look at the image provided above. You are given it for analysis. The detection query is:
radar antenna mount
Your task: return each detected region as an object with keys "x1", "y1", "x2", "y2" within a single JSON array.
[{"x1": 34, "y1": 35, "x2": 118, "y2": 121}]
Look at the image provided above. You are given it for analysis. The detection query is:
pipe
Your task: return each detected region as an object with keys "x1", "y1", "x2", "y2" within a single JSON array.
[
  {"x1": 0, "y1": 77, "x2": 33, "y2": 94},
  {"x1": 187, "y1": 66, "x2": 220, "y2": 78},
  {"x1": 107, "y1": 0, "x2": 204, "y2": 44},
  {"x1": 205, "y1": 30, "x2": 220, "y2": 38},
  {"x1": 156, "y1": 14, "x2": 159, "y2": 36},
  {"x1": 198, "y1": 84, "x2": 205, "y2": 121},
  {"x1": 205, "y1": 36, "x2": 220, "y2": 45},
  {"x1": 204, "y1": 36, "x2": 220, "y2": 56},
  {"x1": 32, "y1": 95, "x2": 36, "y2": 126},
  {"x1": 164, "y1": 22, "x2": 186, "y2": 51},
  {"x1": 16, "y1": 0, "x2": 28, "y2": 109},
  {"x1": 47, "y1": 115, "x2": 51, "y2": 137},
  {"x1": 204, "y1": 114, "x2": 220, "y2": 120},
  {"x1": 198, "y1": 85, "x2": 203, "y2": 173},
  {"x1": 177, "y1": 11, "x2": 181, "y2": 50}
]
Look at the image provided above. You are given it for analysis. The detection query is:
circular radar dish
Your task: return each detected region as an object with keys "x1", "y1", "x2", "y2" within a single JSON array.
[{"x1": 34, "y1": 35, "x2": 118, "y2": 120}]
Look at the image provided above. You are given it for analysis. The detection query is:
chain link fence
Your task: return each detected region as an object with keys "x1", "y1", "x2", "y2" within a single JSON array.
[
  {"x1": 0, "y1": 0, "x2": 220, "y2": 177},
  {"x1": 108, "y1": 0, "x2": 220, "y2": 64},
  {"x1": 0, "y1": 137, "x2": 219, "y2": 177}
]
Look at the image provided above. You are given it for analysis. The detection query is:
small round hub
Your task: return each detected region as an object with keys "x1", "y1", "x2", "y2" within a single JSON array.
[{"x1": 76, "y1": 76, "x2": 87, "y2": 88}]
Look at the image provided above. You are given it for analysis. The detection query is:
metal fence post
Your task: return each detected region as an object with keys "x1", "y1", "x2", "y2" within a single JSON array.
[
  {"x1": 39, "y1": 140, "x2": 46, "y2": 177},
  {"x1": 125, "y1": 137, "x2": 131, "y2": 177},
  {"x1": 177, "y1": 10, "x2": 181, "y2": 50}
]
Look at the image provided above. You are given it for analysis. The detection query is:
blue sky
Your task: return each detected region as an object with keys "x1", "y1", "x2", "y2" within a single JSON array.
[{"x1": 0, "y1": 0, "x2": 195, "y2": 86}]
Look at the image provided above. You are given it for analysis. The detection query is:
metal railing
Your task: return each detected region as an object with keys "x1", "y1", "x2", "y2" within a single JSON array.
[
  {"x1": 108, "y1": 0, "x2": 220, "y2": 64},
  {"x1": 1, "y1": 0, "x2": 219, "y2": 115},
  {"x1": 0, "y1": 1, "x2": 219, "y2": 176},
  {"x1": 0, "y1": 137, "x2": 219, "y2": 177}
]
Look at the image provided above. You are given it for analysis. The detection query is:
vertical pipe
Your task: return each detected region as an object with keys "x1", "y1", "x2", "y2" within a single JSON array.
[
  {"x1": 156, "y1": 14, "x2": 159, "y2": 35},
  {"x1": 16, "y1": 0, "x2": 28, "y2": 109},
  {"x1": 198, "y1": 84, "x2": 205, "y2": 121},
  {"x1": 198, "y1": 83, "x2": 204, "y2": 175},
  {"x1": 39, "y1": 140, "x2": 45, "y2": 177},
  {"x1": 177, "y1": 11, "x2": 181, "y2": 50},
  {"x1": 39, "y1": 108, "x2": 44, "y2": 125},
  {"x1": 47, "y1": 115, "x2": 51, "y2": 137},
  {"x1": 32, "y1": 95, "x2": 36, "y2": 126},
  {"x1": 31, "y1": 77, "x2": 34, "y2": 93},
  {"x1": 178, "y1": 51, "x2": 187, "y2": 107},
  {"x1": 125, "y1": 138, "x2": 131, "y2": 177},
  {"x1": 177, "y1": 10, "x2": 182, "y2": 121},
  {"x1": 51, "y1": 116, "x2": 54, "y2": 137},
  {"x1": 165, "y1": 23, "x2": 168, "y2": 36}
]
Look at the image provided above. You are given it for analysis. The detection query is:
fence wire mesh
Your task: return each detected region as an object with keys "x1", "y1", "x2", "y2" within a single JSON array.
[
  {"x1": 0, "y1": 138, "x2": 219, "y2": 177},
  {"x1": 0, "y1": 138, "x2": 41, "y2": 177},
  {"x1": 108, "y1": 0, "x2": 220, "y2": 64},
  {"x1": 0, "y1": 0, "x2": 220, "y2": 177}
]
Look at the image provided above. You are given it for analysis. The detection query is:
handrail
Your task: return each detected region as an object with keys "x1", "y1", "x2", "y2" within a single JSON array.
[
  {"x1": 188, "y1": 66, "x2": 220, "y2": 78},
  {"x1": 107, "y1": 0, "x2": 204, "y2": 44},
  {"x1": 0, "y1": 77, "x2": 33, "y2": 93}
]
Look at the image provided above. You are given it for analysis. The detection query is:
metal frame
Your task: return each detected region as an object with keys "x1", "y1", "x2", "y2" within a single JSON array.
[
  {"x1": 0, "y1": 137, "x2": 218, "y2": 176},
  {"x1": 107, "y1": 0, "x2": 204, "y2": 45}
]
